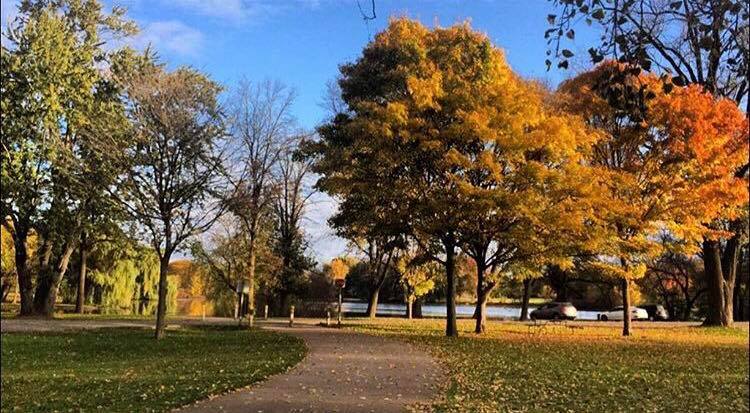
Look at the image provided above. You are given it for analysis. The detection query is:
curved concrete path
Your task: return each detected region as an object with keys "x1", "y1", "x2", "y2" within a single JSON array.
[{"x1": 176, "y1": 322, "x2": 442, "y2": 413}]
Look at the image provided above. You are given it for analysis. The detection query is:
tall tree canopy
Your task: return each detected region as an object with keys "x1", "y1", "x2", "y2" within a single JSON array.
[
  {"x1": 547, "y1": 0, "x2": 750, "y2": 327},
  {"x1": 1, "y1": 0, "x2": 136, "y2": 315},
  {"x1": 225, "y1": 79, "x2": 296, "y2": 322},
  {"x1": 118, "y1": 62, "x2": 226, "y2": 338},
  {"x1": 547, "y1": 0, "x2": 749, "y2": 106},
  {"x1": 306, "y1": 18, "x2": 600, "y2": 336}
]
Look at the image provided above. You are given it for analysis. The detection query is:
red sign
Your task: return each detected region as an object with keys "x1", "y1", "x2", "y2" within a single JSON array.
[{"x1": 334, "y1": 278, "x2": 346, "y2": 288}]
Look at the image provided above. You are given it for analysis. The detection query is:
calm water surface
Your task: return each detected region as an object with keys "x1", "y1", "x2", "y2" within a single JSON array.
[{"x1": 341, "y1": 302, "x2": 600, "y2": 320}]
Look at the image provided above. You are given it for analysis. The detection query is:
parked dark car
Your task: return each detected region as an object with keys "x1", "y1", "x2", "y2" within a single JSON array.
[
  {"x1": 530, "y1": 302, "x2": 578, "y2": 320},
  {"x1": 640, "y1": 304, "x2": 669, "y2": 321}
]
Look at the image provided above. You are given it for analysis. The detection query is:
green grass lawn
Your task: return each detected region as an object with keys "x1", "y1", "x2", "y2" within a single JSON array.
[
  {"x1": 349, "y1": 319, "x2": 749, "y2": 413},
  {"x1": 1, "y1": 326, "x2": 306, "y2": 412}
]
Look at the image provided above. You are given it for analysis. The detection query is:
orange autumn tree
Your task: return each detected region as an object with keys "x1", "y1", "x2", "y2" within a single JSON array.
[
  {"x1": 558, "y1": 62, "x2": 749, "y2": 335},
  {"x1": 653, "y1": 85, "x2": 749, "y2": 326}
]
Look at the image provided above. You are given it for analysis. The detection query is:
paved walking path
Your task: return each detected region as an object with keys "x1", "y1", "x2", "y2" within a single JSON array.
[{"x1": 175, "y1": 322, "x2": 443, "y2": 413}]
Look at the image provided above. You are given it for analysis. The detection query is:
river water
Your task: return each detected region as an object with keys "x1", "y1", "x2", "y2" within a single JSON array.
[{"x1": 341, "y1": 302, "x2": 600, "y2": 320}]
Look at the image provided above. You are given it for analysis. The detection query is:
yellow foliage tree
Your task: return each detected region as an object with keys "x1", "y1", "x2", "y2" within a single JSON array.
[
  {"x1": 395, "y1": 252, "x2": 437, "y2": 319},
  {"x1": 308, "y1": 18, "x2": 601, "y2": 336},
  {"x1": 327, "y1": 257, "x2": 352, "y2": 282}
]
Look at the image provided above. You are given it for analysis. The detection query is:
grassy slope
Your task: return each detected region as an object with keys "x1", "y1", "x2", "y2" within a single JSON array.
[
  {"x1": 1, "y1": 326, "x2": 305, "y2": 412},
  {"x1": 350, "y1": 319, "x2": 749, "y2": 413}
]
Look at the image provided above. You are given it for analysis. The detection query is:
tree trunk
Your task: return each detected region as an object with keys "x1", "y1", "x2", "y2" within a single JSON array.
[
  {"x1": 247, "y1": 230, "x2": 257, "y2": 320},
  {"x1": 154, "y1": 251, "x2": 172, "y2": 339},
  {"x1": 475, "y1": 289, "x2": 490, "y2": 334},
  {"x1": 413, "y1": 297, "x2": 423, "y2": 318},
  {"x1": 444, "y1": 236, "x2": 458, "y2": 337},
  {"x1": 622, "y1": 278, "x2": 631, "y2": 337},
  {"x1": 703, "y1": 239, "x2": 735, "y2": 326},
  {"x1": 407, "y1": 296, "x2": 413, "y2": 319},
  {"x1": 474, "y1": 261, "x2": 488, "y2": 334},
  {"x1": 1, "y1": 281, "x2": 11, "y2": 302},
  {"x1": 683, "y1": 299, "x2": 694, "y2": 321},
  {"x1": 33, "y1": 241, "x2": 76, "y2": 317},
  {"x1": 366, "y1": 287, "x2": 380, "y2": 318},
  {"x1": 732, "y1": 274, "x2": 741, "y2": 321},
  {"x1": 546, "y1": 265, "x2": 569, "y2": 301},
  {"x1": 278, "y1": 292, "x2": 290, "y2": 317},
  {"x1": 138, "y1": 280, "x2": 147, "y2": 315},
  {"x1": 75, "y1": 232, "x2": 88, "y2": 314},
  {"x1": 519, "y1": 278, "x2": 532, "y2": 321},
  {"x1": 721, "y1": 236, "x2": 739, "y2": 324},
  {"x1": 12, "y1": 228, "x2": 34, "y2": 316},
  {"x1": 735, "y1": 245, "x2": 748, "y2": 322}
]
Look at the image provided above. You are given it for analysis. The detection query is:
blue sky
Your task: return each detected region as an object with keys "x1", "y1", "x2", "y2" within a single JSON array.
[
  {"x1": 107, "y1": 0, "x2": 596, "y2": 129},
  {"x1": 1, "y1": 0, "x2": 598, "y2": 262}
]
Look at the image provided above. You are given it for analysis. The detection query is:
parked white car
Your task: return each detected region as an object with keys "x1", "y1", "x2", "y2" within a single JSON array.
[{"x1": 598, "y1": 306, "x2": 648, "y2": 321}]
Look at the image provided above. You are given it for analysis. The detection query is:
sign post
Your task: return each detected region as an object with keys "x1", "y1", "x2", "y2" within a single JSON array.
[{"x1": 335, "y1": 278, "x2": 345, "y2": 327}]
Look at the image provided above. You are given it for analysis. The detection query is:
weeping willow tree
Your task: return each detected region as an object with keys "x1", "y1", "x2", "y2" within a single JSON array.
[{"x1": 66, "y1": 241, "x2": 177, "y2": 315}]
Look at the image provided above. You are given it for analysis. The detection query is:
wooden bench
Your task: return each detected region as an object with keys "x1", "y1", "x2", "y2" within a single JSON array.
[{"x1": 525, "y1": 319, "x2": 584, "y2": 335}]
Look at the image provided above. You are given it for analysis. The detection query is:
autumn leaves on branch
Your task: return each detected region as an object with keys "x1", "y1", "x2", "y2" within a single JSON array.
[{"x1": 304, "y1": 18, "x2": 749, "y2": 337}]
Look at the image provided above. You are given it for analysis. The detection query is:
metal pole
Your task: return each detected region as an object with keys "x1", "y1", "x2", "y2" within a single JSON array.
[
  {"x1": 338, "y1": 287, "x2": 343, "y2": 326},
  {"x1": 289, "y1": 305, "x2": 295, "y2": 327},
  {"x1": 326, "y1": 310, "x2": 331, "y2": 327}
]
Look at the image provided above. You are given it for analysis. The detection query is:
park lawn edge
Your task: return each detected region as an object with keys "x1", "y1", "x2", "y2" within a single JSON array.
[{"x1": 1, "y1": 325, "x2": 308, "y2": 413}]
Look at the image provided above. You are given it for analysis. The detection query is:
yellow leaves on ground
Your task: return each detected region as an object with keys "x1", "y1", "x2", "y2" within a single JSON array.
[{"x1": 349, "y1": 318, "x2": 749, "y2": 412}]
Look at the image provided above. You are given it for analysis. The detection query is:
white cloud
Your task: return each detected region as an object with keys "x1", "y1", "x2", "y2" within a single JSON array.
[
  {"x1": 169, "y1": 0, "x2": 250, "y2": 22},
  {"x1": 163, "y1": 0, "x2": 323, "y2": 24},
  {"x1": 303, "y1": 192, "x2": 348, "y2": 263},
  {"x1": 134, "y1": 20, "x2": 204, "y2": 56}
]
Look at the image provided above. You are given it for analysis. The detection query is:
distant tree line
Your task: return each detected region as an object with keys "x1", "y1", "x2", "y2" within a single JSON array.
[{"x1": 1, "y1": 0, "x2": 317, "y2": 338}]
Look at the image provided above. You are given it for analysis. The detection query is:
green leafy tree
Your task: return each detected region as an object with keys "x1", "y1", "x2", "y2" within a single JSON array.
[
  {"x1": 117, "y1": 62, "x2": 226, "y2": 339},
  {"x1": 1, "y1": 0, "x2": 136, "y2": 315}
]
